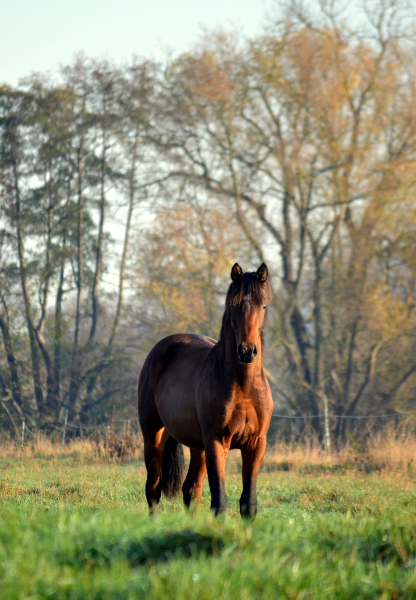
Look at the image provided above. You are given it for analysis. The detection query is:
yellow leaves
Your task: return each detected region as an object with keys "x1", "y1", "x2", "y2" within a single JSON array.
[
  {"x1": 366, "y1": 284, "x2": 410, "y2": 340},
  {"x1": 166, "y1": 23, "x2": 410, "y2": 183},
  {"x1": 246, "y1": 26, "x2": 403, "y2": 156},
  {"x1": 249, "y1": 35, "x2": 285, "y2": 87},
  {"x1": 169, "y1": 34, "x2": 242, "y2": 117},
  {"x1": 187, "y1": 52, "x2": 235, "y2": 106},
  {"x1": 133, "y1": 203, "x2": 247, "y2": 338},
  {"x1": 284, "y1": 27, "x2": 351, "y2": 115}
]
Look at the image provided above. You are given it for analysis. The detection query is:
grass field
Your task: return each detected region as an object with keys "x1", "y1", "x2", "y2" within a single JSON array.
[{"x1": 0, "y1": 440, "x2": 416, "y2": 600}]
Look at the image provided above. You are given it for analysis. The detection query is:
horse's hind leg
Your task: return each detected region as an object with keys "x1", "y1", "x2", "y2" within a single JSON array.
[
  {"x1": 139, "y1": 368, "x2": 168, "y2": 514},
  {"x1": 143, "y1": 427, "x2": 169, "y2": 514},
  {"x1": 183, "y1": 449, "x2": 207, "y2": 510}
]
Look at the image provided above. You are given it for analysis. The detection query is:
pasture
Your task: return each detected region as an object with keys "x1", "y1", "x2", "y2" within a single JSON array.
[{"x1": 0, "y1": 442, "x2": 416, "y2": 600}]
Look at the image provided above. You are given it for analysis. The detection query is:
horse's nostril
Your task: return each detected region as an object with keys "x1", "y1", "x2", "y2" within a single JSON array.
[{"x1": 253, "y1": 346, "x2": 257, "y2": 357}]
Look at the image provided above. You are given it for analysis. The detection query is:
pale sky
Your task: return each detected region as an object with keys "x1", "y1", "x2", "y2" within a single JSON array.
[{"x1": 2, "y1": 0, "x2": 271, "y2": 86}]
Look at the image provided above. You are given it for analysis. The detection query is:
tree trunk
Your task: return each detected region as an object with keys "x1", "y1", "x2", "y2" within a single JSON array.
[
  {"x1": 89, "y1": 129, "x2": 107, "y2": 342},
  {"x1": 13, "y1": 161, "x2": 43, "y2": 418},
  {"x1": 84, "y1": 136, "x2": 138, "y2": 405},
  {"x1": 37, "y1": 169, "x2": 57, "y2": 416},
  {"x1": 52, "y1": 225, "x2": 67, "y2": 416},
  {"x1": 0, "y1": 307, "x2": 24, "y2": 420},
  {"x1": 68, "y1": 147, "x2": 84, "y2": 410}
]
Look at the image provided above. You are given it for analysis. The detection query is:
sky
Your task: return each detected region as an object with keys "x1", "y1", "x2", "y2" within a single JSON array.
[{"x1": 2, "y1": 0, "x2": 271, "y2": 87}]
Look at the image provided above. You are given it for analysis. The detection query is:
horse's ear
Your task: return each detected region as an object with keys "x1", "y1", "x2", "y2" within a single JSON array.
[
  {"x1": 256, "y1": 263, "x2": 268, "y2": 283},
  {"x1": 231, "y1": 263, "x2": 243, "y2": 282}
]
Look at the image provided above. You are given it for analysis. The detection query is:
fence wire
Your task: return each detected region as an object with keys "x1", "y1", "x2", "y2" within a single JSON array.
[
  {"x1": 270, "y1": 409, "x2": 416, "y2": 420},
  {"x1": 14, "y1": 406, "x2": 416, "y2": 448}
]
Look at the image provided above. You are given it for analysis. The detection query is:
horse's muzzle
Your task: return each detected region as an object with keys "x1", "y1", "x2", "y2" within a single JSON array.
[{"x1": 237, "y1": 343, "x2": 257, "y2": 364}]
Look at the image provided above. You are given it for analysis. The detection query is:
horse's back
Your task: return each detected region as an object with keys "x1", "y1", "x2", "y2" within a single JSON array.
[
  {"x1": 139, "y1": 333, "x2": 216, "y2": 390},
  {"x1": 138, "y1": 334, "x2": 216, "y2": 448}
]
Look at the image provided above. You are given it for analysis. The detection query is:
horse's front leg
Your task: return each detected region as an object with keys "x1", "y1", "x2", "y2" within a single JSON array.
[
  {"x1": 204, "y1": 438, "x2": 229, "y2": 516},
  {"x1": 240, "y1": 435, "x2": 267, "y2": 519}
]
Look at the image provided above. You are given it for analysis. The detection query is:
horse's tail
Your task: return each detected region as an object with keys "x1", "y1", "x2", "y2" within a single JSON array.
[{"x1": 161, "y1": 435, "x2": 186, "y2": 498}]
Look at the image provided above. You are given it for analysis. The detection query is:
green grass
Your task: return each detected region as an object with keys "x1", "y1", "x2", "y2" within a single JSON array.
[{"x1": 1, "y1": 455, "x2": 416, "y2": 599}]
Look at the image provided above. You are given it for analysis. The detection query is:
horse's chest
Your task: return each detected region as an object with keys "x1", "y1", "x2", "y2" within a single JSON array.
[
  {"x1": 230, "y1": 424, "x2": 256, "y2": 448},
  {"x1": 226, "y1": 404, "x2": 259, "y2": 447},
  {"x1": 201, "y1": 377, "x2": 271, "y2": 447}
]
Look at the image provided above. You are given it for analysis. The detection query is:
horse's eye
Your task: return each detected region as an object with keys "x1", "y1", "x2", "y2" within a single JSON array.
[{"x1": 263, "y1": 305, "x2": 266, "y2": 310}]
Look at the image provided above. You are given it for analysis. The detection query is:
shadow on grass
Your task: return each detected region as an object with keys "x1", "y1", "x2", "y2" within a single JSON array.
[{"x1": 58, "y1": 528, "x2": 228, "y2": 570}]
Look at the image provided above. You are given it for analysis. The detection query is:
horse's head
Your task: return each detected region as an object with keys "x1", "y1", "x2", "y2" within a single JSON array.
[{"x1": 226, "y1": 263, "x2": 270, "y2": 364}]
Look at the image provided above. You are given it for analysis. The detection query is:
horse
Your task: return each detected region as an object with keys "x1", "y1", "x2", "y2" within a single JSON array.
[{"x1": 138, "y1": 263, "x2": 273, "y2": 518}]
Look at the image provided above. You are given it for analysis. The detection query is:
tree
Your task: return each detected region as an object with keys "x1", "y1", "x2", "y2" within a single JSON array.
[
  {"x1": 1, "y1": 2, "x2": 416, "y2": 442},
  {"x1": 147, "y1": 1, "x2": 416, "y2": 436},
  {"x1": 131, "y1": 201, "x2": 254, "y2": 348}
]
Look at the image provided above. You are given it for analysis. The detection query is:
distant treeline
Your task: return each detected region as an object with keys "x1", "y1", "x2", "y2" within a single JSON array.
[{"x1": 0, "y1": 0, "x2": 415, "y2": 441}]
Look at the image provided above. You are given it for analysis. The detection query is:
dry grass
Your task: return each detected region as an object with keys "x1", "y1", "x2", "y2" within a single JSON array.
[
  {"x1": 0, "y1": 430, "x2": 144, "y2": 462},
  {"x1": 265, "y1": 427, "x2": 416, "y2": 475},
  {"x1": 1, "y1": 427, "x2": 416, "y2": 476}
]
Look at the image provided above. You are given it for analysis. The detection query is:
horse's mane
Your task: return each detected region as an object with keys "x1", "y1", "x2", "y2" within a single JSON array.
[{"x1": 227, "y1": 272, "x2": 269, "y2": 308}]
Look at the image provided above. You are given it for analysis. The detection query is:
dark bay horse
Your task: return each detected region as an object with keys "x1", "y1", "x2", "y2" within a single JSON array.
[{"x1": 138, "y1": 263, "x2": 273, "y2": 518}]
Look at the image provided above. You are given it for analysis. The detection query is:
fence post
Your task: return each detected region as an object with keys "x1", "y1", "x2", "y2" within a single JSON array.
[
  {"x1": 323, "y1": 394, "x2": 331, "y2": 453},
  {"x1": 61, "y1": 407, "x2": 68, "y2": 448},
  {"x1": 21, "y1": 419, "x2": 25, "y2": 448}
]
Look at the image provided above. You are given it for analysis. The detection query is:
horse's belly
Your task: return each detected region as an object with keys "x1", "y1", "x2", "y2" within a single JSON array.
[{"x1": 155, "y1": 372, "x2": 204, "y2": 450}]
